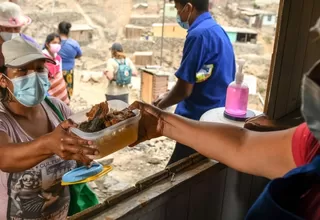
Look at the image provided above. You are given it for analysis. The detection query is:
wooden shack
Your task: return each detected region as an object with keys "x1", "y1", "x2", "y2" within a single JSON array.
[
  {"x1": 68, "y1": 0, "x2": 320, "y2": 219},
  {"x1": 224, "y1": 27, "x2": 258, "y2": 44},
  {"x1": 69, "y1": 24, "x2": 94, "y2": 45},
  {"x1": 133, "y1": 51, "x2": 153, "y2": 66},
  {"x1": 140, "y1": 68, "x2": 169, "y2": 104},
  {"x1": 152, "y1": 23, "x2": 187, "y2": 38},
  {"x1": 124, "y1": 24, "x2": 145, "y2": 39}
]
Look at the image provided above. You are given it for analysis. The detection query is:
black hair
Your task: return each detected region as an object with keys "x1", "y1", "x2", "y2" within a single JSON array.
[
  {"x1": 43, "y1": 33, "x2": 61, "y2": 50},
  {"x1": 171, "y1": 0, "x2": 209, "y2": 12},
  {"x1": 58, "y1": 21, "x2": 72, "y2": 36},
  {"x1": 0, "y1": 66, "x2": 11, "y2": 102}
]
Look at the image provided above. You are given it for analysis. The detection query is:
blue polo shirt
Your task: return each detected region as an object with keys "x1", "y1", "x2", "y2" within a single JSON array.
[{"x1": 174, "y1": 12, "x2": 236, "y2": 120}]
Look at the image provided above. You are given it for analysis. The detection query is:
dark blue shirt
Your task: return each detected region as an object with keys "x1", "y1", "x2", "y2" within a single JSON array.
[
  {"x1": 174, "y1": 12, "x2": 236, "y2": 120},
  {"x1": 58, "y1": 38, "x2": 82, "y2": 71}
]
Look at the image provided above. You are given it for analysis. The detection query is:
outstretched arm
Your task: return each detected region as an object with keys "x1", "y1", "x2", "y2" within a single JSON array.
[
  {"x1": 130, "y1": 102, "x2": 297, "y2": 179},
  {"x1": 162, "y1": 113, "x2": 296, "y2": 179}
]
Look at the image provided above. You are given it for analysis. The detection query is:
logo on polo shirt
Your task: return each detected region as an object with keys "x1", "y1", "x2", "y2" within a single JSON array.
[{"x1": 196, "y1": 64, "x2": 214, "y2": 83}]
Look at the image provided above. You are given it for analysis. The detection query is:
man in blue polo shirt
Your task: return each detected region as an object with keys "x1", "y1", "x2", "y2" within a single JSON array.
[{"x1": 153, "y1": 0, "x2": 236, "y2": 165}]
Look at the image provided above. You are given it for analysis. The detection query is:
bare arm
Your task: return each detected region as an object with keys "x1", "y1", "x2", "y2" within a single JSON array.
[
  {"x1": 0, "y1": 132, "x2": 53, "y2": 172},
  {"x1": 0, "y1": 120, "x2": 99, "y2": 173},
  {"x1": 156, "y1": 78, "x2": 193, "y2": 109},
  {"x1": 104, "y1": 59, "x2": 116, "y2": 81},
  {"x1": 162, "y1": 112, "x2": 296, "y2": 179}
]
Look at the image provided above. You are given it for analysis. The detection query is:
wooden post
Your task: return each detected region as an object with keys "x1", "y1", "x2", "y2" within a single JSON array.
[{"x1": 264, "y1": 0, "x2": 320, "y2": 120}]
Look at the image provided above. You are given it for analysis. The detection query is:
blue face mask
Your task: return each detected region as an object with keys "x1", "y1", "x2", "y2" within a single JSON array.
[
  {"x1": 301, "y1": 75, "x2": 320, "y2": 141},
  {"x1": 8, "y1": 72, "x2": 50, "y2": 107},
  {"x1": 176, "y1": 5, "x2": 191, "y2": 30}
]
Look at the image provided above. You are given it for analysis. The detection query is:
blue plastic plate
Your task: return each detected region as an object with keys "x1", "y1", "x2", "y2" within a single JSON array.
[{"x1": 62, "y1": 162, "x2": 103, "y2": 183}]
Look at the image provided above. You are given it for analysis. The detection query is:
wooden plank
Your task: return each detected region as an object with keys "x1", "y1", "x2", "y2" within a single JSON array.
[
  {"x1": 138, "y1": 205, "x2": 166, "y2": 220},
  {"x1": 140, "y1": 71, "x2": 153, "y2": 103},
  {"x1": 188, "y1": 180, "x2": 212, "y2": 219},
  {"x1": 91, "y1": 161, "x2": 225, "y2": 220},
  {"x1": 192, "y1": 168, "x2": 227, "y2": 220},
  {"x1": 248, "y1": 176, "x2": 269, "y2": 207},
  {"x1": 303, "y1": 0, "x2": 320, "y2": 73},
  {"x1": 220, "y1": 168, "x2": 253, "y2": 220},
  {"x1": 273, "y1": 0, "x2": 304, "y2": 119},
  {"x1": 286, "y1": 0, "x2": 315, "y2": 112},
  {"x1": 265, "y1": 0, "x2": 291, "y2": 119},
  {"x1": 165, "y1": 191, "x2": 190, "y2": 220}
]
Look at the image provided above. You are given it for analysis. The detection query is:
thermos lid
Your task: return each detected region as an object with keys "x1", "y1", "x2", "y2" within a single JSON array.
[{"x1": 61, "y1": 162, "x2": 112, "y2": 185}]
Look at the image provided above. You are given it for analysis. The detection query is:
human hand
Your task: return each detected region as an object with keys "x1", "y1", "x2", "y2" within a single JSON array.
[
  {"x1": 129, "y1": 101, "x2": 165, "y2": 146},
  {"x1": 44, "y1": 119, "x2": 99, "y2": 165},
  {"x1": 152, "y1": 92, "x2": 168, "y2": 108}
]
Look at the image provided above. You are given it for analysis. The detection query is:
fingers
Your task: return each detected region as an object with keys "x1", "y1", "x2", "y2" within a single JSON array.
[
  {"x1": 128, "y1": 100, "x2": 146, "y2": 111},
  {"x1": 152, "y1": 98, "x2": 161, "y2": 107},
  {"x1": 60, "y1": 119, "x2": 78, "y2": 130},
  {"x1": 61, "y1": 135, "x2": 93, "y2": 146},
  {"x1": 70, "y1": 153, "x2": 93, "y2": 166},
  {"x1": 60, "y1": 140, "x2": 99, "y2": 156}
]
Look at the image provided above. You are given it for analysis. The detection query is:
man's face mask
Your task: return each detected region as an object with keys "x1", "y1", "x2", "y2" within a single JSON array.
[
  {"x1": 301, "y1": 61, "x2": 320, "y2": 141},
  {"x1": 301, "y1": 17, "x2": 320, "y2": 140},
  {"x1": 176, "y1": 4, "x2": 192, "y2": 30}
]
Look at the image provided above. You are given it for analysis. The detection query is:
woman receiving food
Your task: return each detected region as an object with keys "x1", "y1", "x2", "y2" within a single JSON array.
[{"x1": 0, "y1": 36, "x2": 97, "y2": 219}]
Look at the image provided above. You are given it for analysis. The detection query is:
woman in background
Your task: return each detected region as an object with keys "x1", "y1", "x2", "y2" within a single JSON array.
[
  {"x1": 58, "y1": 21, "x2": 82, "y2": 100},
  {"x1": 104, "y1": 42, "x2": 137, "y2": 103},
  {"x1": 42, "y1": 33, "x2": 69, "y2": 105}
]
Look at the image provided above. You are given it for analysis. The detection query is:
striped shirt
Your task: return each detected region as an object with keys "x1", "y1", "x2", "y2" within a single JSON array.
[{"x1": 43, "y1": 49, "x2": 70, "y2": 105}]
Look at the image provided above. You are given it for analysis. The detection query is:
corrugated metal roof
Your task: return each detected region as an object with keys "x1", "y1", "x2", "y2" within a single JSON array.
[
  {"x1": 224, "y1": 26, "x2": 258, "y2": 34},
  {"x1": 152, "y1": 23, "x2": 179, "y2": 27},
  {"x1": 238, "y1": 7, "x2": 277, "y2": 15},
  {"x1": 151, "y1": 23, "x2": 257, "y2": 34}
]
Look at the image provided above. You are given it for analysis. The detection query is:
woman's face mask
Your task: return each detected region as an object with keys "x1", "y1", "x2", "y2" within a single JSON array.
[
  {"x1": 0, "y1": 32, "x2": 20, "y2": 41},
  {"x1": 49, "y1": 43, "x2": 61, "y2": 54},
  {"x1": 4, "y1": 71, "x2": 50, "y2": 107},
  {"x1": 301, "y1": 69, "x2": 320, "y2": 141}
]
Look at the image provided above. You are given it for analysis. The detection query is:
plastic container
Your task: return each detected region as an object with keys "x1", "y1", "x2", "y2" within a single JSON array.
[
  {"x1": 225, "y1": 59, "x2": 249, "y2": 116},
  {"x1": 69, "y1": 100, "x2": 141, "y2": 159}
]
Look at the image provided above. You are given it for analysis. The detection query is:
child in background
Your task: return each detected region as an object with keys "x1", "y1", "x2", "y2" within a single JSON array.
[{"x1": 42, "y1": 33, "x2": 70, "y2": 105}]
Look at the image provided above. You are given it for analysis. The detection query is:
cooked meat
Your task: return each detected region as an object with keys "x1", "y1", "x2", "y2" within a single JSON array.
[
  {"x1": 86, "y1": 102, "x2": 109, "y2": 120},
  {"x1": 78, "y1": 102, "x2": 135, "y2": 132}
]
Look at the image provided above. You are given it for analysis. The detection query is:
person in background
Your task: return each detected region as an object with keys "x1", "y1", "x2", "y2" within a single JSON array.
[
  {"x1": 58, "y1": 21, "x2": 82, "y2": 100},
  {"x1": 103, "y1": 42, "x2": 137, "y2": 103},
  {"x1": 0, "y1": 2, "x2": 38, "y2": 69},
  {"x1": 0, "y1": 36, "x2": 97, "y2": 219},
  {"x1": 153, "y1": 0, "x2": 236, "y2": 165},
  {"x1": 42, "y1": 33, "x2": 70, "y2": 105}
]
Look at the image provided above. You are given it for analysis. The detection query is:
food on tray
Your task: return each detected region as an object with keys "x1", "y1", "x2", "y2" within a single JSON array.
[{"x1": 78, "y1": 102, "x2": 136, "y2": 133}]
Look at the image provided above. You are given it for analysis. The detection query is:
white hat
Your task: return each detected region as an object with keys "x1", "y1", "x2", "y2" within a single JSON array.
[
  {"x1": 3, "y1": 36, "x2": 55, "y2": 67},
  {"x1": 0, "y1": 2, "x2": 31, "y2": 27}
]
